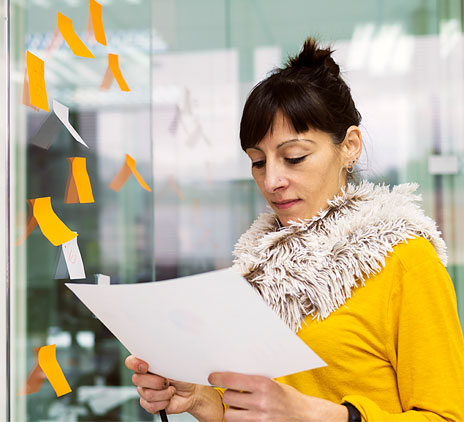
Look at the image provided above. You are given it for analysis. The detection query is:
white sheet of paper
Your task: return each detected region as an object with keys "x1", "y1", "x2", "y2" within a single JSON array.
[
  {"x1": 55, "y1": 236, "x2": 86, "y2": 280},
  {"x1": 53, "y1": 100, "x2": 89, "y2": 148},
  {"x1": 66, "y1": 268, "x2": 326, "y2": 385}
]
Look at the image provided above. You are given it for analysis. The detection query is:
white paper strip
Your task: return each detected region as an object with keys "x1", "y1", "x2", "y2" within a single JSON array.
[
  {"x1": 55, "y1": 235, "x2": 86, "y2": 280},
  {"x1": 53, "y1": 100, "x2": 89, "y2": 148},
  {"x1": 95, "y1": 274, "x2": 111, "y2": 285}
]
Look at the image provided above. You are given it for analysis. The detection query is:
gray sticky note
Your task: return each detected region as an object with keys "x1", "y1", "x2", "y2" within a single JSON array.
[
  {"x1": 30, "y1": 113, "x2": 62, "y2": 150},
  {"x1": 55, "y1": 246, "x2": 68, "y2": 279}
]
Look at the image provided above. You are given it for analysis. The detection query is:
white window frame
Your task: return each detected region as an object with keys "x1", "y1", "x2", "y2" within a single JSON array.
[{"x1": 1, "y1": 1, "x2": 10, "y2": 421}]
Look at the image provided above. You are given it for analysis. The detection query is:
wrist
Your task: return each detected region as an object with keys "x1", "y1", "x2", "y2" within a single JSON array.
[
  {"x1": 321, "y1": 403, "x2": 349, "y2": 422},
  {"x1": 302, "y1": 393, "x2": 349, "y2": 422},
  {"x1": 188, "y1": 385, "x2": 224, "y2": 422}
]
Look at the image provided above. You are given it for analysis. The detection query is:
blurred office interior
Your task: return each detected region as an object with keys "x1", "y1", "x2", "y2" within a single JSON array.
[{"x1": 1, "y1": 0, "x2": 463, "y2": 420}]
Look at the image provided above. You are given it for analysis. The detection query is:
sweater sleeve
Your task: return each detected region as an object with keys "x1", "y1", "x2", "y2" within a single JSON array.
[
  {"x1": 344, "y1": 257, "x2": 464, "y2": 421},
  {"x1": 213, "y1": 387, "x2": 227, "y2": 421}
]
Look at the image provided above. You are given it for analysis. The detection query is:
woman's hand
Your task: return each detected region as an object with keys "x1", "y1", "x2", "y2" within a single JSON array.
[
  {"x1": 208, "y1": 372, "x2": 348, "y2": 422},
  {"x1": 125, "y1": 355, "x2": 197, "y2": 415}
]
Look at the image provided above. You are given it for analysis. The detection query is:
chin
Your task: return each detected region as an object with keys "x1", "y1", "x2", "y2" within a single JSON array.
[{"x1": 277, "y1": 214, "x2": 296, "y2": 227}]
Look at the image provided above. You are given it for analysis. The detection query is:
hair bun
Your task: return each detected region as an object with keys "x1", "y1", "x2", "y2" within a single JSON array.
[{"x1": 286, "y1": 37, "x2": 340, "y2": 78}]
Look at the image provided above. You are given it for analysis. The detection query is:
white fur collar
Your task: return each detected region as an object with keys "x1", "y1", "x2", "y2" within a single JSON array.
[{"x1": 232, "y1": 181, "x2": 447, "y2": 331}]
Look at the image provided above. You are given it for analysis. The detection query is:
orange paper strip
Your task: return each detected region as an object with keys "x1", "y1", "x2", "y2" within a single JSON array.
[
  {"x1": 38, "y1": 344, "x2": 72, "y2": 397},
  {"x1": 18, "y1": 348, "x2": 46, "y2": 396},
  {"x1": 109, "y1": 162, "x2": 131, "y2": 191},
  {"x1": 85, "y1": 14, "x2": 95, "y2": 45},
  {"x1": 57, "y1": 12, "x2": 95, "y2": 58},
  {"x1": 26, "y1": 51, "x2": 49, "y2": 112},
  {"x1": 125, "y1": 154, "x2": 151, "y2": 191},
  {"x1": 16, "y1": 199, "x2": 38, "y2": 246},
  {"x1": 109, "y1": 154, "x2": 151, "y2": 192},
  {"x1": 21, "y1": 68, "x2": 40, "y2": 112},
  {"x1": 168, "y1": 176, "x2": 185, "y2": 201},
  {"x1": 108, "y1": 54, "x2": 130, "y2": 91},
  {"x1": 45, "y1": 26, "x2": 64, "y2": 57},
  {"x1": 32, "y1": 197, "x2": 78, "y2": 246},
  {"x1": 89, "y1": 0, "x2": 107, "y2": 46},
  {"x1": 99, "y1": 65, "x2": 114, "y2": 91},
  {"x1": 64, "y1": 157, "x2": 95, "y2": 204}
]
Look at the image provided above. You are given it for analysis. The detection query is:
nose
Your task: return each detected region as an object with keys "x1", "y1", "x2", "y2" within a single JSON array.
[{"x1": 263, "y1": 161, "x2": 288, "y2": 193}]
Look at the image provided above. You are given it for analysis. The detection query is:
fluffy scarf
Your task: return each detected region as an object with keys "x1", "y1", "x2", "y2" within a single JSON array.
[{"x1": 232, "y1": 181, "x2": 447, "y2": 332}]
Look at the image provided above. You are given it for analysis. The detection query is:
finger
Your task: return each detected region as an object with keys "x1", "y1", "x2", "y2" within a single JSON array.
[
  {"x1": 224, "y1": 407, "x2": 255, "y2": 422},
  {"x1": 140, "y1": 397, "x2": 170, "y2": 415},
  {"x1": 209, "y1": 372, "x2": 266, "y2": 392},
  {"x1": 137, "y1": 386, "x2": 175, "y2": 403},
  {"x1": 222, "y1": 389, "x2": 254, "y2": 410},
  {"x1": 132, "y1": 373, "x2": 169, "y2": 390},
  {"x1": 125, "y1": 355, "x2": 148, "y2": 373}
]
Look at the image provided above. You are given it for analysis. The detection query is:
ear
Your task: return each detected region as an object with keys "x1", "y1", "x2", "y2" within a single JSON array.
[{"x1": 340, "y1": 125, "x2": 363, "y2": 164}]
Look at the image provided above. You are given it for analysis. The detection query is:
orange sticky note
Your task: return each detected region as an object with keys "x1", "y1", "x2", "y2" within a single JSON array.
[
  {"x1": 18, "y1": 348, "x2": 47, "y2": 396},
  {"x1": 57, "y1": 12, "x2": 95, "y2": 58},
  {"x1": 16, "y1": 199, "x2": 38, "y2": 246},
  {"x1": 65, "y1": 157, "x2": 95, "y2": 203},
  {"x1": 168, "y1": 176, "x2": 185, "y2": 201},
  {"x1": 89, "y1": 0, "x2": 107, "y2": 46},
  {"x1": 26, "y1": 51, "x2": 49, "y2": 112},
  {"x1": 38, "y1": 344, "x2": 72, "y2": 397},
  {"x1": 109, "y1": 154, "x2": 151, "y2": 192},
  {"x1": 32, "y1": 197, "x2": 77, "y2": 246},
  {"x1": 45, "y1": 26, "x2": 64, "y2": 57},
  {"x1": 100, "y1": 54, "x2": 130, "y2": 92}
]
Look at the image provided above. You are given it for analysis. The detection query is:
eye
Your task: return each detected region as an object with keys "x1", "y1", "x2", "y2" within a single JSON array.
[
  {"x1": 285, "y1": 155, "x2": 308, "y2": 165},
  {"x1": 252, "y1": 160, "x2": 265, "y2": 169}
]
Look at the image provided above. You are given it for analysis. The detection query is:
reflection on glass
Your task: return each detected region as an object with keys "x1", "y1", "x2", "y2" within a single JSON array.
[{"x1": 8, "y1": 0, "x2": 463, "y2": 421}]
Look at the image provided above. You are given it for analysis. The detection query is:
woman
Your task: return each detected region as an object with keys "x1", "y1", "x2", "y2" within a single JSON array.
[{"x1": 126, "y1": 38, "x2": 464, "y2": 421}]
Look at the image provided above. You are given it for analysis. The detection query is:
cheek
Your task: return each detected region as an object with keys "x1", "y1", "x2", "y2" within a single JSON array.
[{"x1": 297, "y1": 157, "x2": 340, "y2": 189}]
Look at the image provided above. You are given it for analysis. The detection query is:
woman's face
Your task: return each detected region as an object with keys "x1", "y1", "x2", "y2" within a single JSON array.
[{"x1": 246, "y1": 112, "x2": 350, "y2": 226}]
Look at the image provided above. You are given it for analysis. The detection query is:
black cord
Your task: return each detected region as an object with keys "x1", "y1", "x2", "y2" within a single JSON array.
[{"x1": 159, "y1": 409, "x2": 169, "y2": 422}]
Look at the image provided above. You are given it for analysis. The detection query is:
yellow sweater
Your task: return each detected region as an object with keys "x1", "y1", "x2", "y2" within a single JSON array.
[{"x1": 274, "y1": 237, "x2": 464, "y2": 421}]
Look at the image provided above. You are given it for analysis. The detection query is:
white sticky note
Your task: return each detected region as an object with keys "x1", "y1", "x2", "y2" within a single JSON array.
[
  {"x1": 95, "y1": 274, "x2": 111, "y2": 285},
  {"x1": 55, "y1": 236, "x2": 86, "y2": 280},
  {"x1": 66, "y1": 268, "x2": 326, "y2": 386},
  {"x1": 53, "y1": 100, "x2": 89, "y2": 148},
  {"x1": 428, "y1": 155, "x2": 459, "y2": 175}
]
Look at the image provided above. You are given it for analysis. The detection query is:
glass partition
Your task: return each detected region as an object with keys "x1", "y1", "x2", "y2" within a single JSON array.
[
  {"x1": 5, "y1": 1, "x2": 464, "y2": 421},
  {"x1": 10, "y1": 0, "x2": 155, "y2": 420}
]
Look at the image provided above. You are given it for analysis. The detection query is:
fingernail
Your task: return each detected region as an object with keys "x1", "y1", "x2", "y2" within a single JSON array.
[{"x1": 137, "y1": 364, "x2": 143, "y2": 372}]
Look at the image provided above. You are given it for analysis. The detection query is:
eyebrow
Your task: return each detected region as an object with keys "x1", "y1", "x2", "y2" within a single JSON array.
[{"x1": 248, "y1": 138, "x2": 315, "y2": 152}]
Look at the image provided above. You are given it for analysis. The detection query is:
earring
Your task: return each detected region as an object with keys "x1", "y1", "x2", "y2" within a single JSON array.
[{"x1": 346, "y1": 159, "x2": 356, "y2": 174}]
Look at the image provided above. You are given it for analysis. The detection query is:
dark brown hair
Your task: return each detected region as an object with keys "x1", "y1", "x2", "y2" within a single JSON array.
[{"x1": 240, "y1": 37, "x2": 361, "y2": 151}]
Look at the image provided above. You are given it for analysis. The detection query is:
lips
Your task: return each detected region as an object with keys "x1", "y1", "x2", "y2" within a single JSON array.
[{"x1": 272, "y1": 199, "x2": 301, "y2": 210}]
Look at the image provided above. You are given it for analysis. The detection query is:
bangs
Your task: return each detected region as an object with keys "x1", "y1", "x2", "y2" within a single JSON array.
[{"x1": 239, "y1": 75, "x2": 334, "y2": 151}]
